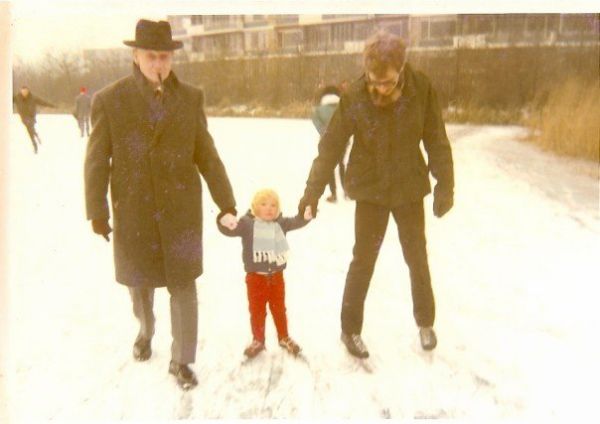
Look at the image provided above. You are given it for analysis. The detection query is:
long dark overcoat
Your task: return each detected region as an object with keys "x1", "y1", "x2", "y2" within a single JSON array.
[
  {"x1": 303, "y1": 63, "x2": 454, "y2": 207},
  {"x1": 84, "y1": 66, "x2": 236, "y2": 287}
]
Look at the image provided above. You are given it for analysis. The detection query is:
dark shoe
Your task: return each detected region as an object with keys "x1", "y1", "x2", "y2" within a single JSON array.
[
  {"x1": 243, "y1": 340, "x2": 265, "y2": 358},
  {"x1": 168, "y1": 361, "x2": 198, "y2": 390},
  {"x1": 326, "y1": 195, "x2": 337, "y2": 203},
  {"x1": 341, "y1": 332, "x2": 369, "y2": 358},
  {"x1": 278, "y1": 336, "x2": 301, "y2": 356},
  {"x1": 419, "y1": 327, "x2": 437, "y2": 351},
  {"x1": 132, "y1": 336, "x2": 152, "y2": 361}
]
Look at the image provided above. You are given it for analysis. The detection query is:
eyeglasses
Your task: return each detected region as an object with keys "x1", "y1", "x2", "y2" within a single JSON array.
[{"x1": 365, "y1": 67, "x2": 404, "y2": 91}]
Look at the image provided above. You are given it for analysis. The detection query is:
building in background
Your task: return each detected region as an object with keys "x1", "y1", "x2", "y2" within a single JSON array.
[{"x1": 167, "y1": 14, "x2": 599, "y2": 61}]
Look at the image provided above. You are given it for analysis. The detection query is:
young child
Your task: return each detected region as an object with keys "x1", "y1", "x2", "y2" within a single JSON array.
[{"x1": 218, "y1": 188, "x2": 313, "y2": 358}]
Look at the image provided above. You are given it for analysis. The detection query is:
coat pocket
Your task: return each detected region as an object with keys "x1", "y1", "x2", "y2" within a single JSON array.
[{"x1": 344, "y1": 157, "x2": 377, "y2": 190}]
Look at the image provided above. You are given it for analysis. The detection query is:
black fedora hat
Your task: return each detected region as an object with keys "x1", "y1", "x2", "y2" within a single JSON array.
[{"x1": 123, "y1": 19, "x2": 183, "y2": 51}]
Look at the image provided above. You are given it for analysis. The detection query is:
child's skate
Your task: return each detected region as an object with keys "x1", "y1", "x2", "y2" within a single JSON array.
[
  {"x1": 278, "y1": 336, "x2": 301, "y2": 356},
  {"x1": 243, "y1": 339, "x2": 265, "y2": 358}
]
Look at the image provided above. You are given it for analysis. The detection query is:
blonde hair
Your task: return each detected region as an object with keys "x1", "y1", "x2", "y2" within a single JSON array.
[{"x1": 251, "y1": 188, "x2": 280, "y2": 216}]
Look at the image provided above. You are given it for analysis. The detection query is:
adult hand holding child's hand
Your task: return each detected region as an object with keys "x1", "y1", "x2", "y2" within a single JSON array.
[
  {"x1": 220, "y1": 213, "x2": 238, "y2": 230},
  {"x1": 304, "y1": 206, "x2": 313, "y2": 221}
]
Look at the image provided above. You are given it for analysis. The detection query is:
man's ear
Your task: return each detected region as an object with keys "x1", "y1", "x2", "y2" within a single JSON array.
[{"x1": 132, "y1": 49, "x2": 139, "y2": 65}]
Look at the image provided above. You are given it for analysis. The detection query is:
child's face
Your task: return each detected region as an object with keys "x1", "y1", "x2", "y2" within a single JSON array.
[{"x1": 255, "y1": 197, "x2": 278, "y2": 221}]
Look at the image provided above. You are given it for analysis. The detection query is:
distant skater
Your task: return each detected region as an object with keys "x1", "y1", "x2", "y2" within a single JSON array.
[
  {"x1": 13, "y1": 85, "x2": 55, "y2": 154},
  {"x1": 311, "y1": 85, "x2": 346, "y2": 202},
  {"x1": 74, "y1": 87, "x2": 92, "y2": 137}
]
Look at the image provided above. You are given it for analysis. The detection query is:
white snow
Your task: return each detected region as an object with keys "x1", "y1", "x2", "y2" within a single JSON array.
[{"x1": 4, "y1": 114, "x2": 599, "y2": 421}]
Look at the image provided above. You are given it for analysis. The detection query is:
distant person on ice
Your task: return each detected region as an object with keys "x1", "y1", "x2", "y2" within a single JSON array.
[
  {"x1": 298, "y1": 31, "x2": 455, "y2": 359},
  {"x1": 84, "y1": 19, "x2": 237, "y2": 390},
  {"x1": 74, "y1": 86, "x2": 91, "y2": 137},
  {"x1": 12, "y1": 85, "x2": 56, "y2": 154},
  {"x1": 217, "y1": 189, "x2": 312, "y2": 359},
  {"x1": 311, "y1": 85, "x2": 347, "y2": 203}
]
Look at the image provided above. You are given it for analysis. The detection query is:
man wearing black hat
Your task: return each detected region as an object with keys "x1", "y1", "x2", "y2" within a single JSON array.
[{"x1": 84, "y1": 19, "x2": 238, "y2": 390}]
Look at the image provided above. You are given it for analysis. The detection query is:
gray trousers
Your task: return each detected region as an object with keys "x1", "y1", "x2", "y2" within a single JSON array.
[{"x1": 128, "y1": 281, "x2": 198, "y2": 364}]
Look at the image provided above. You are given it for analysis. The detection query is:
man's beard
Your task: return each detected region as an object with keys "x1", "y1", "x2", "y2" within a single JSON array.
[
  {"x1": 369, "y1": 89, "x2": 397, "y2": 107},
  {"x1": 368, "y1": 73, "x2": 404, "y2": 108}
]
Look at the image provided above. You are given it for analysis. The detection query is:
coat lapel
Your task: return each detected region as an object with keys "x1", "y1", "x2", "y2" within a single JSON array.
[
  {"x1": 128, "y1": 65, "x2": 183, "y2": 149},
  {"x1": 150, "y1": 86, "x2": 182, "y2": 149},
  {"x1": 128, "y1": 75, "x2": 156, "y2": 138}
]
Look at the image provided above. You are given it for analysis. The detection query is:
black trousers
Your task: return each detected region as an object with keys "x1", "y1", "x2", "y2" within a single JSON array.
[
  {"x1": 21, "y1": 117, "x2": 38, "y2": 150},
  {"x1": 341, "y1": 200, "x2": 435, "y2": 335}
]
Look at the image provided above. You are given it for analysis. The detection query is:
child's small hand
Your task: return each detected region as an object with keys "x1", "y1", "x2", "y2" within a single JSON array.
[
  {"x1": 220, "y1": 213, "x2": 238, "y2": 230},
  {"x1": 303, "y1": 206, "x2": 313, "y2": 221}
]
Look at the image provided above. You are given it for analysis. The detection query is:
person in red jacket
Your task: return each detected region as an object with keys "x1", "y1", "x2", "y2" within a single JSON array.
[{"x1": 74, "y1": 86, "x2": 92, "y2": 137}]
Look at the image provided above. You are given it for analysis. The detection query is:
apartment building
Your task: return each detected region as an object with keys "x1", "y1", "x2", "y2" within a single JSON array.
[
  {"x1": 167, "y1": 14, "x2": 599, "y2": 61},
  {"x1": 168, "y1": 14, "x2": 410, "y2": 60},
  {"x1": 414, "y1": 14, "x2": 599, "y2": 48}
]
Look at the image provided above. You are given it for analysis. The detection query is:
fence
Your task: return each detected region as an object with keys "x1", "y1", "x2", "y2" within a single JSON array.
[{"x1": 13, "y1": 45, "x2": 599, "y2": 114}]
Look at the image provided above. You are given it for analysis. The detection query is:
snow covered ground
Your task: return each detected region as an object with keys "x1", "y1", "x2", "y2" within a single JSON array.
[{"x1": 3, "y1": 114, "x2": 599, "y2": 421}]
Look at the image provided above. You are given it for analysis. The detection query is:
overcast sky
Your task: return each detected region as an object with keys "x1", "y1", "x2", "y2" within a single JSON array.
[
  {"x1": 9, "y1": 0, "x2": 599, "y2": 64},
  {"x1": 11, "y1": 1, "x2": 168, "y2": 63}
]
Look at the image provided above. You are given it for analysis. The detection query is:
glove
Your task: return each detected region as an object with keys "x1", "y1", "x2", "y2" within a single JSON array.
[
  {"x1": 219, "y1": 213, "x2": 238, "y2": 230},
  {"x1": 433, "y1": 188, "x2": 453, "y2": 218},
  {"x1": 298, "y1": 194, "x2": 319, "y2": 219},
  {"x1": 92, "y1": 219, "x2": 112, "y2": 242}
]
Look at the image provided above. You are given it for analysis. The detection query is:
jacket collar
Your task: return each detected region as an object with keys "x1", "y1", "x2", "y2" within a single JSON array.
[{"x1": 401, "y1": 63, "x2": 417, "y2": 99}]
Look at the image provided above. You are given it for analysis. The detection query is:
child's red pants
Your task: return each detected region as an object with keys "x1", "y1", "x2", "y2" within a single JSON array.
[{"x1": 245, "y1": 271, "x2": 289, "y2": 343}]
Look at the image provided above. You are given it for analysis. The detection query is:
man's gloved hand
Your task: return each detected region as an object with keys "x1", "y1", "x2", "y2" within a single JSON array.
[
  {"x1": 219, "y1": 213, "x2": 238, "y2": 230},
  {"x1": 433, "y1": 187, "x2": 454, "y2": 218},
  {"x1": 92, "y1": 219, "x2": 112, "y2": 242},
  {"x1": 298, "y1": 194, "x2": 319, "y2": 219}
]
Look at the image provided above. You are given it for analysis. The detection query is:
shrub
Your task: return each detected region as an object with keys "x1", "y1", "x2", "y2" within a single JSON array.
[{"x1": 526, "y1": 78, "x2": 599, "y2": 161}]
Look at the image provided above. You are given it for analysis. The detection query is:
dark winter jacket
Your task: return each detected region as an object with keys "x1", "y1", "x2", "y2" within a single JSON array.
[
  {"x1": 217, "y1": 210, "x2": 309, "y2": 274},
  {"x1": 75, "y1": 93, "x2": 92, "y2": 119},
  {"x1": 13, "y1": 93, "x2": 54, "y2": 120},
  {"x1": 303, "y1": 63, "x2": 454, "y2": 207},
  {"x1": 84, "y1": 64, "x2": 236, "y2": 288}
]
